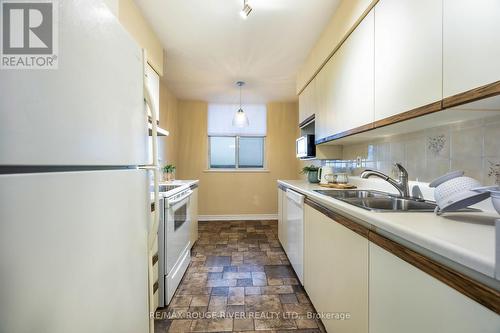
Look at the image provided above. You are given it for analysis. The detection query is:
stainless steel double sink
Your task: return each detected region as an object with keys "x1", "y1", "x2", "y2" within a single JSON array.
[{"x1": 313, "y1": 190, "x2": 438, "y2": 212}]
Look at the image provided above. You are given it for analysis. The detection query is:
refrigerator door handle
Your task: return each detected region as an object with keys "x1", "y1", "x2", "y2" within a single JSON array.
[{"x1": 138, "y1": 165, "x2": 159, "y2": 170}]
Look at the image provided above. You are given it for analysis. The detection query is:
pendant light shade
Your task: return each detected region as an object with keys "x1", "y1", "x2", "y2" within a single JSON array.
[
  {"x1": 233, "y1": 81, "x2": 249, "y2": 128},
  {"x1": 233, "y1": 108, "x2": 250, "y2": 127}
]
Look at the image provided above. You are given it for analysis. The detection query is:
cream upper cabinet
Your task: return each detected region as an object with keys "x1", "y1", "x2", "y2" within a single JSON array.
[
  {"x1": 369, "y1": 243, "x2": 500, "y2": 333},
  {"x1": 315, "y1": 61, "x2": 332, "y2": 142},
  {"x1": 189, "y1": 188, "x2": 198, "y2": 247},
  {"x1": 314, "y1": 10, "x2": 374, "y2": 141},
  {"x1": 145, "y1": 63, "x2": 160, "y2": 122},
  {"x1": 298, "y1": 79, "x2": 317, "y2": 125},
  {"x1": 374, "y1": 0, "x2": 442, "y2": 121},
  {"x1": 443, "y1": 0, "x2": 500, "y2": 98},
  {"x1": 326, "y1": 10, "x2": 374, "y2": 136},
  {"x1": 304, "y1": 205, "x2": 369, "y2": 333}
]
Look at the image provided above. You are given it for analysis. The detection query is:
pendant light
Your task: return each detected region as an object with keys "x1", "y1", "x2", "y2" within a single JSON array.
[{"x1": 233, "y1": 81, "x2": 249, "y2": 128}]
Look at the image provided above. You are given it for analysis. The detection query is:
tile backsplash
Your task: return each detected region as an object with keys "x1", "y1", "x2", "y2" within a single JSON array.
[{"x1": 322, "y1": 115, "x2": 500, "y2": 185}]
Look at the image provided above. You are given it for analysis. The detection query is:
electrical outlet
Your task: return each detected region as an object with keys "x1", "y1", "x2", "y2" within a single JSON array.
[{"x1": 356, "y1": 156, "x2": 362, "y2": 168}]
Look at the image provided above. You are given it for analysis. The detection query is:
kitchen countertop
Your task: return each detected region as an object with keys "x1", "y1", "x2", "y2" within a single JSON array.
[
  {"x1": 278, "y1": 179, "x2": 499, "y2": 283},
  {"x1": 151, "y1": 179, "x2": 199, "y2": 201}
]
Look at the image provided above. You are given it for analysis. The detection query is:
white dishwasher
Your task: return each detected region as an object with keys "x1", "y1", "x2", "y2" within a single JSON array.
[{"x1": 286, "y1": 189, "x2": 305, "y2": 284}]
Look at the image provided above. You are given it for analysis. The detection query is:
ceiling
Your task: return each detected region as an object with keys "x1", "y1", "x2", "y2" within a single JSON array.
[{"x1": 134, "y1": 0, "x2": 340, "y2": 104}]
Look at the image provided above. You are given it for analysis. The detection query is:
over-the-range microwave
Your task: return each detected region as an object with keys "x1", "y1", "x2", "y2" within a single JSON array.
[{"x1": 296, "y1": 134, "x2": 315, "y2": 159}]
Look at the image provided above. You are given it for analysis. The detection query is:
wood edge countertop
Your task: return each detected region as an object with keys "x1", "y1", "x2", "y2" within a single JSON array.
[{"x1": 278, "y1": 180, "x2": 500, "y2": 315}]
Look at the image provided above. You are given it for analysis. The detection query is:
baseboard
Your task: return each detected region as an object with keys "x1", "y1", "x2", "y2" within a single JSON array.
[{"x1": 198, "y1": 214, "x2": 278, "y2": 221}]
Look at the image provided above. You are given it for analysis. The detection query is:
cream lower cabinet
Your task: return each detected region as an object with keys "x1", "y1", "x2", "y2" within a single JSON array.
[
  {"x1": 304, "y1": 205, "x2": 368, "y2": 333},
  {"x1": 369, "y1": 243, "x2": 500, "y2": 333},
  {"x1": 374, "y1": 0, "x2": 442, "y2": 121},
  {"x1": 189, "y1": 187, "x2": 198, "y2": 247},
  {"x1": 443, "y1": 0, "x2": 500, "y2": 98},
  {"x1": 277, "y1": 188, "x2": 287, "y2": 250}
]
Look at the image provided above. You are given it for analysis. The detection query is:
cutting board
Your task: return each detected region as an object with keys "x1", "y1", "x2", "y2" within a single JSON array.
[{"x1": 319, "y1": 183, "x2": 357, "y2": 189}]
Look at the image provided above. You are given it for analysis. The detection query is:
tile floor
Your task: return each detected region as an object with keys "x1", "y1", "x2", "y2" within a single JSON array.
[{"x1": 154, "y1": 220, "x2": 325, "y2": 333}]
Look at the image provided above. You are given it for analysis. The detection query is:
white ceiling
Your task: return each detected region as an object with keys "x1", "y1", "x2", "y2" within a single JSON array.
[{"x1": 134, "y1": 0, "x2": 340, "y2": 104}]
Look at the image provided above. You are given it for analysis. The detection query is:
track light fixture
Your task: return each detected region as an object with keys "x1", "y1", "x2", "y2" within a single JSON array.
[{"x1": 240, "y1": 0, "x2": 252, "y2": 19}]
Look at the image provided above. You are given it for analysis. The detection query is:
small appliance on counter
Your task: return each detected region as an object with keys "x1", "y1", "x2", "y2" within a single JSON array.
[
  {"x1": 335, "y1": 173, "x2": 349, "y2": 184},
  {"x1": 317, "y1": 166, "x2": 334, "y2": 185},
  {"x1": 296, "y1": 134, "x2": 315, "y2": 159},
  {"x1": 316, "y1": 169, "x2": 357, "y2": 189}
]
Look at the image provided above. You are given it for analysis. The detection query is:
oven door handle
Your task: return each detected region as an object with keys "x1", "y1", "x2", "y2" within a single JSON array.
[{"x1": 168, "y1": 190, "x2": 193, "y2": 206}]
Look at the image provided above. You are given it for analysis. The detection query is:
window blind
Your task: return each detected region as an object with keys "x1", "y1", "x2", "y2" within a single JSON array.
[{"x1": 207, "y1": 104, "x2": 267, "y2": 136}]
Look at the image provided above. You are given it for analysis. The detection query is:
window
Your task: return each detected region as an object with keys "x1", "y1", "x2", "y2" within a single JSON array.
[
  {"x1": 208, "y1": 104, "x2": 266, "y2": 170},
  {"x1": 209, "y1": 136, "x2": 265, "y2": 169},
  {"x1": 209, "y1": 136, "x2": 236, "y2": 168},
  {"x1": 238, "y1": 137, "x2": 264, "y2": 168}
]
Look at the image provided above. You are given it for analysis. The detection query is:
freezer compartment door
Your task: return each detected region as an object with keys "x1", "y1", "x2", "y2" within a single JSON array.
[
  {"x1": 0, "y1": 0, "x2": 147, "y2": 166},
  {"x1": 0, "y1": 170, "x2": 150, "y2": 333}
]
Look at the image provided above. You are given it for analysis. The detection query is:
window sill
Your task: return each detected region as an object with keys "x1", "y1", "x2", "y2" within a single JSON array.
[{"x1": 204, "y1": 169, "x2": 270, "y2": 173}]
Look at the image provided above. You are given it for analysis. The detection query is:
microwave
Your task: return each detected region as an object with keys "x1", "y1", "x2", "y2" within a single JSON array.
[{"x1": 296, "y1": 135, "x2": 316, "y2": 159}]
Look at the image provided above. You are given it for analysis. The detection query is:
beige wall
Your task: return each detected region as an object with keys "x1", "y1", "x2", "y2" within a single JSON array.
[
  {"x1": 176, "y1": 101, "x2": 300, "y2": 216},
  {"x1": 116, "y1": 0, "x2": 300, "y2": 212},
  {"x1": 118, "y1": 0, "x2": 164, "y2": 75},
  {"x1": 297, "y1": 0, "x2": 377, "y2": 93}
]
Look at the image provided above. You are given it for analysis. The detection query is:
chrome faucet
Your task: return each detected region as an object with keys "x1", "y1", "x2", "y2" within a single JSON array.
[{"x1": 361, "y1": 163, "x2": 410, "y2": 198}]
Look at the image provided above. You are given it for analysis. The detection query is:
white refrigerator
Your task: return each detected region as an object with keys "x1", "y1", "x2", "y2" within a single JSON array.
[{"x1": 0, "y1": 1, "x2": 158, "y2": 332}]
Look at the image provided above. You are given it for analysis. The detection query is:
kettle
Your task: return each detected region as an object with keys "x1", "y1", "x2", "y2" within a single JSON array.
[{"x1": 318, "y1": 166, "x2": 334, "y2": 185}]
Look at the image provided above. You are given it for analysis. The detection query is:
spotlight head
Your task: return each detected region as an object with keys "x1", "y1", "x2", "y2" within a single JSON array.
[{"x1": 240, "y1": 3, "x2": 252, "y2": 19}]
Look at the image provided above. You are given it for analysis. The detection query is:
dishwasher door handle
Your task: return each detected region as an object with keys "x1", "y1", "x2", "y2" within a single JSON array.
[{"x1": 286, "y1": 189, "x2": 304, "y2": 205}]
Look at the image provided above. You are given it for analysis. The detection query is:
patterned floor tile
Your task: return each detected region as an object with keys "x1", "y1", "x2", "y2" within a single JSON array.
[
  {"x1": 237, "y1": 278, "x2": 254, "y2": 287},
  {"x1": 233, "y1": 318, "x2": 254, "y2": 331},
  {"x1": 279, "y1": 294, "x2": 298, "y2": 304},
  {"x1": 167, "y1": 319, "x2": 192, "y2": 332},
  {"x1": 254, "y1": 318, "x2": 297, "y2": 330},
  {"x1": 264, "y1": 265, "x2": 296, "y2": 279},
  {"x1": 154, "y1": 220, "x2": 325, "y2": 332},
  {"x1": 205, "y1": 256, "x2": 232, "y2": 267},
  {"x1": 211, "y1": 286, "x2": 230, "y2": 296},
  {"x1": 208, "y1": 295, "x2": 228, "y2": 312},
  {"x1": 295, "y1": 318, "x2": 318, "y2": 329},
  {"x1": 228, "y1": 287, "x2": 245, "y2": 305},
  {"x1": 190, "y1": 295, "x2": 210, "y2": 307}
]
